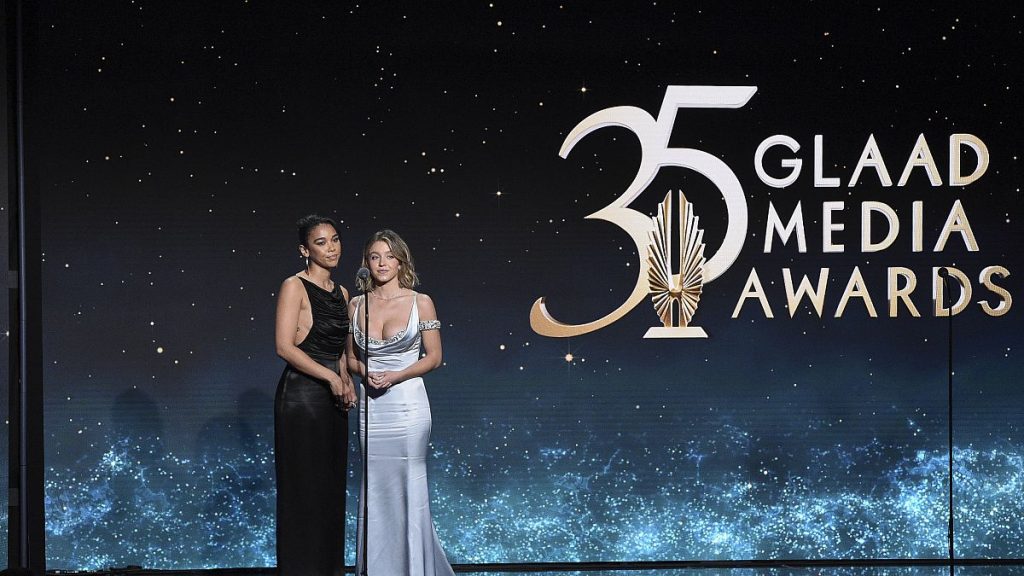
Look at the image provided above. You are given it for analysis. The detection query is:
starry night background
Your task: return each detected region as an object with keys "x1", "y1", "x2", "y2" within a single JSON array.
[{"x1": 2, "y1": 1, "x2": 1021, "y2": 571}]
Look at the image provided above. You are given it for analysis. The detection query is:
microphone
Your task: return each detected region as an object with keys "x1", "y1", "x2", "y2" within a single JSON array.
[
  {"x1": 356, "y1": 264, "x2": 372, "y2": 574},
  {"x1": 935, "y1": 265, "x2": 957, "y2": 575}
]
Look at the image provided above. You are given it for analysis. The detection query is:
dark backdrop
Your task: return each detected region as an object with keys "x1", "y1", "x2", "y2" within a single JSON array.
[{"x1": 16, "y1": 2, "x2": 1023, "y2": 570}]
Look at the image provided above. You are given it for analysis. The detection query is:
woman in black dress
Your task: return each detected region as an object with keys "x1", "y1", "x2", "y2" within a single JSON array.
[{"x1": 274, "y1": 214, "x2": 357, "y2": 576}]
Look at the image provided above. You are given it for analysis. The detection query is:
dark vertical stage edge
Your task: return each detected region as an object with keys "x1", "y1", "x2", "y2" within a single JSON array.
[
  {"x1": 3, "y1": 0, "x2": 21, "y2": 566},
  {"x1": 5, "y1": 0, "x2": 45, "y2": 571}
]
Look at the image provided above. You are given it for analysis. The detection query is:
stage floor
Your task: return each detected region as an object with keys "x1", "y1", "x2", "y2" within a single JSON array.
[
  {"x1": 44, "y1": 566, "x2": 1024, "y2": 576},
  {"x1": 458, "y1": 565, "x2": 1024, "y2": 569}
]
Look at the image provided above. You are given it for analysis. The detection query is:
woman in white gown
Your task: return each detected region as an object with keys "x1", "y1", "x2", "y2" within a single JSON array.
[{"x1": 347, "y1": 229, "x2": 455, "y2": 576}]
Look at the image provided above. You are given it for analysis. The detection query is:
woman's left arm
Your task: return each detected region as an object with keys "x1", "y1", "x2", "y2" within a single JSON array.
[{"x1": 385, "y1": 294, "x2": 443, "y2": 385}]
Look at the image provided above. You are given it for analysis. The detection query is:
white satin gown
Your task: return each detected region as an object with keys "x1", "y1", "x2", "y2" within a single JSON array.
[{"x1": 352, "y1": 294, "x2": 455, "y2": 576}]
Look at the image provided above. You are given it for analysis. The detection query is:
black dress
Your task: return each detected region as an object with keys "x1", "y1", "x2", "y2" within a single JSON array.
[{"x1": 275, "y1": 276, "x2": 349, "y2": 576}]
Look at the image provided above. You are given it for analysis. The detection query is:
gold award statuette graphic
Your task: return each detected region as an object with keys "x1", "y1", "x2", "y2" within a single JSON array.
[
  {"x1": 646, "y1": 191, "x2": 707, "y2": 338},
  {"x1": 530, "y1": 85, "x2": 755, "y2": 339}
]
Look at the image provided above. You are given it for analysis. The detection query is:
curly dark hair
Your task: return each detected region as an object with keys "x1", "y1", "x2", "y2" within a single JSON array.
[{"x1": 296, "y1": 214, "x2": 339, "y2": 247}]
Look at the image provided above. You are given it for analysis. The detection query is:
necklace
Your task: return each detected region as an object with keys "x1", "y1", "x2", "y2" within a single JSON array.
[{"x1": 372, "y1": 290, "x2": 404, "y2": 301}]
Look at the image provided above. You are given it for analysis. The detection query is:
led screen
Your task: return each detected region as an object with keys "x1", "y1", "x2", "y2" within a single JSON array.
[{"x1": 24, "y1": 2, "x2": 1022, "y2": 569}]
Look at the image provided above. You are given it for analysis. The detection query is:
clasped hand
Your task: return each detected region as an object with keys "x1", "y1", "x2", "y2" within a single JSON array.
[
  {"x1": 329, "y1": 375, "x2": 357, "y2": 410},
  {"x1": 367, "y1": 371, "x2": 399, "y2": 390}
]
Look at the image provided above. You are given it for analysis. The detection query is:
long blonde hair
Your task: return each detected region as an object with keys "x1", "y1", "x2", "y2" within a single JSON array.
[{"x1": 357, "y1": 229, "x2": 420, "y2": 292}]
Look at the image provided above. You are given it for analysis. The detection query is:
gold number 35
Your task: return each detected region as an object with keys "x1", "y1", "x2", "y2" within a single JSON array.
[{"x1": 530, "y1": 86, "x2": 757, "y2": 337}]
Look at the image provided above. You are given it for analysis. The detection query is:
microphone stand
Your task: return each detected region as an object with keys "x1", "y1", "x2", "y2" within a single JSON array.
[
  {"x1": 939, "y1": 267, "x2": 955, "y2": 576},
  {"x1": 358, "y1": 269, "x2": 371, "y2": 576}
]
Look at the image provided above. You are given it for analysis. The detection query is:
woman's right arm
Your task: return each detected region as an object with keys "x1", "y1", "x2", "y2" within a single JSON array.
[{"x1": 275, "y1": 277, "x2": 346, "y2": 384}]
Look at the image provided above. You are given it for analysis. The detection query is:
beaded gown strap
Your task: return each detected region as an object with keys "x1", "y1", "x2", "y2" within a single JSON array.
[{"x1": 418, "y1": 319, "x2": 441, "y2": 331}]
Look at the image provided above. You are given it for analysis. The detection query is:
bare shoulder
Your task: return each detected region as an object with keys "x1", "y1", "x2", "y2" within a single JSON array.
[
  {"x1": 340, "y1": 285, "x2": 350, "y2": 301},
  {"x1": 348, "y1": 293, "x2": 363, "y2": 312},
  {"x1": 415, "y1": 292, "x2": 437, "y2": 319},
  {"x1": 279, "y1": 275, "x2": 304, "y2": 298}
]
